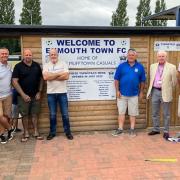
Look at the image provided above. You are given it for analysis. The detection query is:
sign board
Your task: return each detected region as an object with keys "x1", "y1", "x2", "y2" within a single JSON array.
[
  {"x1": 67, "y1": 69, "x2": 116, "y2": 101},
  {"x1": 154, "y1": 41, "x2": 180, "y2": 51},
  {"x1": 42, "y1": 38, "x2": 130, "y2": 68}
]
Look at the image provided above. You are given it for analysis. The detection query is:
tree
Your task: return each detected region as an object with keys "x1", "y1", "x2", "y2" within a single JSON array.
[
  {"x1": 0, "y1": 39, "x2": 20, "y2": 53},
  {"x1": 136, "y1": 0, "x2": 152, "y2": 26},
  {"x1": 0, "y1": 0, "x2": 15, "y2": 24},
  {"x1": 0, "y1": 0, "x2": 20, "y2": 54},
  {"x1": 20, "y1": 0, "x2": 42, "y2": 25},
  {"x1": 152, "y1": 0, "x2": 167, "y2": 26},
  {"x1": 111, "y1": 0, "x2": 129, "y2": 26}
]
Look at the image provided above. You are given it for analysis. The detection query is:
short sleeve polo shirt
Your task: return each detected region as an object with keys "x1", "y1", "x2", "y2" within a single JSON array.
[
  {"x1": 114, "y1": 61, "x2": 146, "y2": 96},
  {"x1": 12, "y1": 61, "x2": 42, "y2": 97}
]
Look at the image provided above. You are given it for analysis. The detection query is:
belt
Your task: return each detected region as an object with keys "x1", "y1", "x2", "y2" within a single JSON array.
[{"x1": 153, "y1": 87, "x2": 161, "y2": 91}]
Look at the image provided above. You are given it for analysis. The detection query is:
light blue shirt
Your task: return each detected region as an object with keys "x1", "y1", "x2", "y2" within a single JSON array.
[{"x1": 0, "y1": 62, "x2": 12, "y2": 98}]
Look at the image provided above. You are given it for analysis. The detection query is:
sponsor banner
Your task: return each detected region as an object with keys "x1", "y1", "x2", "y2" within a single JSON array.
[{"x1": 154, "y1": 41, "x2": 180, "y2": 51}]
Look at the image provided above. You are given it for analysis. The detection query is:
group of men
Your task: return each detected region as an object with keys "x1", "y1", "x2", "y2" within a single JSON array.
[
  {"x1": 0, "y1": 47, "x2": 73, "y2": 144},
  {"x1": 113, "y1": 48, "x2": 180, "y2": 140},
  {"x1": 0, "y1": 46, "x2": 180, "y2": 144}
]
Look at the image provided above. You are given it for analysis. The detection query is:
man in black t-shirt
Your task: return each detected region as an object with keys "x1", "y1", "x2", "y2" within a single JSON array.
[{"x1": 12, "y1": 49, "x2": 43, "y2": 142}]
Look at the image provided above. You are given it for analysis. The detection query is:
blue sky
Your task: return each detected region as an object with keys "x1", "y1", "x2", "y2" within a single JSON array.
[{"x1": 14, "y1": 0, "x2": 179, "y2": 26}]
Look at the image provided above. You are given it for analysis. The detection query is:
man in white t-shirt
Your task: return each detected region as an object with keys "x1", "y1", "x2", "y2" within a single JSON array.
[{"x1": 43, "y1": 48, "x2": 73, "y2": 140}]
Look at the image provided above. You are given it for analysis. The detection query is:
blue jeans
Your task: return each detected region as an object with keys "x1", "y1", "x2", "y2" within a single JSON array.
[{"x1": 47, "y1": 93, "x2": 71, "y2": 135}]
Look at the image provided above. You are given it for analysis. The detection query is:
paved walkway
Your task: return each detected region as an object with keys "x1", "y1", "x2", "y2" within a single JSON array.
[{"x1": 1, "y1": 130, "x2": 180, "y2": 180}]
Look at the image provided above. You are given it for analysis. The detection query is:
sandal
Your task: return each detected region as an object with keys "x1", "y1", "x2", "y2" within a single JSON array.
[
  {"x1": 21, "y1": 137, "x2": 29, "y2": 142},
  {"x1": 33, "y1": 135, "x2": 44, "y2": 140}
]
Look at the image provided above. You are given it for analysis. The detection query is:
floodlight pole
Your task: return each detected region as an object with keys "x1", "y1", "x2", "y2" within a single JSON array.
[
  {"x1": 176, "y1": 8, "x2": 180, "y2": 26},
  {"x1": 27, "y1": 9, "x2": 33, "y2": 25}
]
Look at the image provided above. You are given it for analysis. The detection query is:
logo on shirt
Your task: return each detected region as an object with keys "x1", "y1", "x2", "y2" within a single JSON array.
[{"x1": 134, "y1": 68, "x2": 138, "y2": 73}]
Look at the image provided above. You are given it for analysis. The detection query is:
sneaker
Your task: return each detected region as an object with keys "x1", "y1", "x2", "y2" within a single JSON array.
[
  {"x1": 129, "y1": 129, "x2": 137, "y2": 137},
  {"x1": 0, "y1": 134, "x2": 8, "y2": 144},
  {"x1": 7, "y1": 129, "x2": 14, "y2": 141},
  {"x1": 11, "y1": 127, "x2": 16, "y2": 134},
  {"x1": 112, "y1": 129, "x2": 123, "y2": 136}
]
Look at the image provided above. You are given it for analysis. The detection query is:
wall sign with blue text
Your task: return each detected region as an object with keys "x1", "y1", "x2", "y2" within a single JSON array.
[
  {"x1": 42, "y1": 38, "x2": 130, "y2": 68},
  {"x1": 154, "y1": 41, "x2": 180, "y2": 51}
]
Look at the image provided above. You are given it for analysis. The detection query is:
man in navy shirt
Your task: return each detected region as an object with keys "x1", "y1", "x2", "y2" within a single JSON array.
[{"x1": 112, "y1": 48, "x2": 146, "y2": 137}]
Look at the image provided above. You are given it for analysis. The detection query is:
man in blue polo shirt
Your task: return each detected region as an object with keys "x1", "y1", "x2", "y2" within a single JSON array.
[{"x1": 112, "y1": 48, "x2": 146, "y2": 137}]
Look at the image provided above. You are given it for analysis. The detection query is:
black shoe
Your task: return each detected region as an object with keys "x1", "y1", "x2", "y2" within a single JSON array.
[
  {"x1": 163, "y1": 132, "x2": 169, "y2": 140},
  {"x1": 148, "y1": 131, "x2": 160, "y2": 135},
  {"x1": 0, "y1": 134, "x2": 8, "y2": 144},
  {"x1": 15, "y1": 128, "x2": 22, "y2": 133},
  {"x1": 66, "y1": 133, "x2": 73, "y2": 140},
  {"x1": 46, "y1": 134, "x2": 56, "y2": 140}
]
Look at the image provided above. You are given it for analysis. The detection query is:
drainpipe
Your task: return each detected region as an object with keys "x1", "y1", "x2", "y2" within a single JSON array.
[{"x1": 176, "y1": 7, "x2": 180, "y2": 26}]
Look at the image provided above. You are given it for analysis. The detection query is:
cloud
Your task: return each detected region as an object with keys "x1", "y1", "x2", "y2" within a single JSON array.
[
  {"x1": 14, "y1": 0, "x2": 179, "y2": 26},
  {"x1": 41, "y1": 0, "x2": 117, "y2": 26}
]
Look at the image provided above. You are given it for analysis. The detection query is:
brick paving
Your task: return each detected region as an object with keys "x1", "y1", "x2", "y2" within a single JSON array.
[{"x1": 1, "y1": 130, "x2": 180, "y2": 180}]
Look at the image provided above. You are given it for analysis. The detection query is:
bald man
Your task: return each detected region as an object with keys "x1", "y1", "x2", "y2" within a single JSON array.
[
  {"x1": 43, "y1": 48, "x2": 73, "y2": 141},
  {"x1": 12, "y1": 49, "x2": 43, "y2": 142},
  {"x1": 147, "y1": 50, "x2": 177, "y2": 140}
]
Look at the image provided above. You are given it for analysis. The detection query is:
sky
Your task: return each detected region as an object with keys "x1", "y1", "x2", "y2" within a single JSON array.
[{"x1": 14, "y1": 0, "x2": 179, "y2": 26}]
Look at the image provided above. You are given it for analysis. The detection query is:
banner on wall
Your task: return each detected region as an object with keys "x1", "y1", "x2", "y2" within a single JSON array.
[
  {"x1": 67, "y1": 69, "x2": 116, "y2": 101},
  {"x1": 41, "y1": 37, "x2": 130, "y2": 68},
  {"x1": 154, "y1": 41, "x2": 180, "y2": 51}
]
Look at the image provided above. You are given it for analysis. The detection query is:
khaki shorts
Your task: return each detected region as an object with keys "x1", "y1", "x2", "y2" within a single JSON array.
[
  {"x1": 117, "y1": 95, "x2": 139, "y2": 116},
  {"x1": 178, "y1": 95, "x2": 180, "y2": 117},
  {"x1": 17, "y1": 96, "x2": 41, "y2": 116},
  {"x1": 0, "y1": 95, "x2": 12, "y2": 118}
]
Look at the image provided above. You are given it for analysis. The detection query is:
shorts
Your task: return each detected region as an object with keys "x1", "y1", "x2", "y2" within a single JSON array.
[
  {"x1": 178, "y1": 95, "x2": 180, "y2": 117},
  {"x1": 17, "y1": 96, "x2": 41, "y2": 116},
  {"x1": 12, "y1": 104, "x2": 21, "y2": 119},
  {"x1": 0, "y1": 95, "x2": 12, "y2": 118},
  {"x1": 117, "y1": 95, "x2": 139, "y2": 116}
]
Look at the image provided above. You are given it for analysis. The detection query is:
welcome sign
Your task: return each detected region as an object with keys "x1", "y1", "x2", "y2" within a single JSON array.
[{"x1": 41, "y1": 38, "x2": 130, "y2": 68}]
